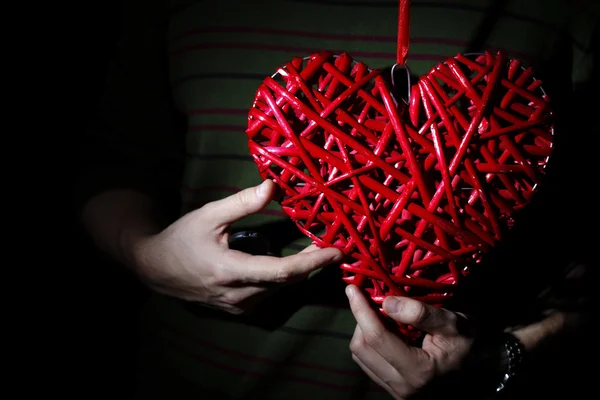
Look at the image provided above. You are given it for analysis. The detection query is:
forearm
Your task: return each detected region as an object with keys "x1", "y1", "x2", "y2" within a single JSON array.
[
  {"x1": 459, "y1": 262, "x2": 595, "y2": 398},
  {"x1": 81, "y1": 189, "x2": 164, "y2": 269},
  {"x1": 511, "y1": 261, "x2": 593, "y2": 353},
  {"x1": 511, "y1": 309, "x2": 589, "y2": 353}
]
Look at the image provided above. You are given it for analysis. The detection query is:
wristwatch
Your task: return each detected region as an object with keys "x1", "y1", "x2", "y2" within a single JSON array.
[
  {"x1": 495, "y1": 332, "x2": 525, "y2": 393},
  {"x1": 465, "y1": 331, "x2": 526, "y2": 397}
]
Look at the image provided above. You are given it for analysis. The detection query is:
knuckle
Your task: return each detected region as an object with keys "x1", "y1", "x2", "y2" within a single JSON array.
[
  {"x1": 273, "y1": 266, "x2": 293, "y2": 283},
  {"x1": 234, "y1": 189, "x2": 254, "y2": 209},
  {"x1": 303, "y1": 256, "x2": 319, "y2": 271},
  {"x1": 211, "y1": 270, "x2": 228, "y2": 286},
  {"x1": 200, "y1": 200, "x2": 218, "y2": 217},
  {"x1": 298, "y1": 253, "x2": 328, "y2": 275},
  {"x1": 443, "y1": 311, "x2": 459, "y2": 334},
  {"x1": 363, "y1": 328, "x2": 385, "y2": 349},
  {"x1": 430, "y1": 344, "x2": 451, "y2": 364},
  {"x1": 349, "y1": 335, "x2": 364, "y2": 355},
  {"x1": 410, "y1": 359, "x2": 435, "y2": 389},
  {"x1": 212, "y1": 264, "x2": 233, "y2": 286},
  {"x1": 403, "y1": 301, "x2": 429, "y2": 326},
  {"x1": 445, "y1": 310, "x2": 458, "y2": 325},
  {"x1": 222, "y1": 291, "x2": 242, "y2": 306}
]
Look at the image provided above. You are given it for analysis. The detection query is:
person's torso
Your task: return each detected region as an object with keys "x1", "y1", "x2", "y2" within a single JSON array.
[{"x1": 136, "y1": 1, "x2": 596, "y2": 398}]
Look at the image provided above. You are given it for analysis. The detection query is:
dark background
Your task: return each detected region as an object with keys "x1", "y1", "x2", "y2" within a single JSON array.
[{"x1": 49, "y1": 1, "x2": 148, "y2": 396}]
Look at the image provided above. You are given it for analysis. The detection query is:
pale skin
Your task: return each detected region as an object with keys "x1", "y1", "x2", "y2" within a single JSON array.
[{"x1": 82, "y1": 179, "x2": 589, "y2": 397}]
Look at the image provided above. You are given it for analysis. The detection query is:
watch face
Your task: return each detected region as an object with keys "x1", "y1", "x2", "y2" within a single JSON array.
[{"x1": 228, "y1": 231, "x2": 271, "y2": 256}]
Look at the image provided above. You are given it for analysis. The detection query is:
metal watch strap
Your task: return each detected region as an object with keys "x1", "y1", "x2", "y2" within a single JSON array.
[{"x1": 496, "y1": 332, "x2": 525, "y2": 393}]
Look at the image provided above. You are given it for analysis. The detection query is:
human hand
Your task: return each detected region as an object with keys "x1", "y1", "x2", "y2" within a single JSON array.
[
  {"x1": 346, "y1": 284, "x2": 494, "y2": 399},
  {"x1": 131, "y1": 180, "x2": 343, "y2": 314}
]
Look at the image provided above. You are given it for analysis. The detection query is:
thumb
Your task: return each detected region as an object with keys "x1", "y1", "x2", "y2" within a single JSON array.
[
  {"x1": 205, "y1": 180, "x2": 275, "y2": 227},
  {"x1": 382, "y1": 296, "x2": 460, "y2": 336}
]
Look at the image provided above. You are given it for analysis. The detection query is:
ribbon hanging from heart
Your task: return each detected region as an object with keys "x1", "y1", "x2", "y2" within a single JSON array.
[{"x1": 245, "y1": 0, "x2": 554, "y2": 341}]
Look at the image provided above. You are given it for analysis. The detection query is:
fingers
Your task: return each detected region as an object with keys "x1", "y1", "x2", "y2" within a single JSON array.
[
  {"x1": 383, "y1": 296, "x2": 461, "y2": 337},
  {"x1": 346, "y1": 285, "x2": 426, "y2": 371},
  {"x1": 352, "y1": 356, "x2": 401, "y2": 400},
  {"x1": 298, "y1": 244, "x2": 320, "y2": 253},
  {"x1": 204, "y1": 180, "x2": 275, "y2": 227},
  {"x1": 350, "y1": 325, "x2": 404, "y2": 400},
  {"x1": 225, "y1": 246, "x2": 343, "y2": 284}
]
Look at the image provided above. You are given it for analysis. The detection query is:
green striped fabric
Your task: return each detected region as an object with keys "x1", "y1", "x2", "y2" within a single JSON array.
[{"x1": 111, "y1": 0, "x2": 599, "y2": 398}]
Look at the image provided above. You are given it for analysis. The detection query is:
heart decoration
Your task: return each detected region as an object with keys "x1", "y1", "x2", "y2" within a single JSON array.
[
  {"x1": 245, "y1": 49, "x2": 554, "y2": 339},
  {"x1": 245, "y1": 50, "x2": 555, "y2": 337}
]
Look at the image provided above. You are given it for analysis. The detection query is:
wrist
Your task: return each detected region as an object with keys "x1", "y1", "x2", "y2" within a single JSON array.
[
  {"x1": 82, "y1": 189, "x2": 165, "y2": 270},
  {"x1": 119, "y1": 226, "x2": 161, "y2": 273}
]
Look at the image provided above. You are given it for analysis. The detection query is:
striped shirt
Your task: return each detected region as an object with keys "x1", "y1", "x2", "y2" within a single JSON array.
[{"x1": 80, "y1": 0, "x2": 598, "y2": 398}]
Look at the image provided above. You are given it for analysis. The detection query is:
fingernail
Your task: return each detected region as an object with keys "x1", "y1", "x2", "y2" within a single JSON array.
[
  {"x1": 345, "y1": 285, "x2": 354, "y2": 300},
  {"x1": 383, "y1": 297, "x2": 400, "y2": 315},
  {"x1": 256, "y1": 180, "x2": 269, "y2": 197}
]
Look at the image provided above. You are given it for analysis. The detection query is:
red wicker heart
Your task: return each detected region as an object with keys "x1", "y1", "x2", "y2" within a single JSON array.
[{"x1": 246, "y1": 51, "x2": 553, "y2": 338}]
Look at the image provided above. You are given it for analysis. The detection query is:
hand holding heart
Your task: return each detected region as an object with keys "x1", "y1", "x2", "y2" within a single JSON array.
[
  {"x1": 346, "y1": 284, "x2": 500, "y2": 400},
  {"x1": 131, "y1": 180, "x2": 343, "y2": 314}
]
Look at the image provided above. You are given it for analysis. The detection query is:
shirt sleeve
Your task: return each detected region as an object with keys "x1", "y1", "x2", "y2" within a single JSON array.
[{"x1": 75, "y1": 0, "x2": 185, "y2": 216}]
